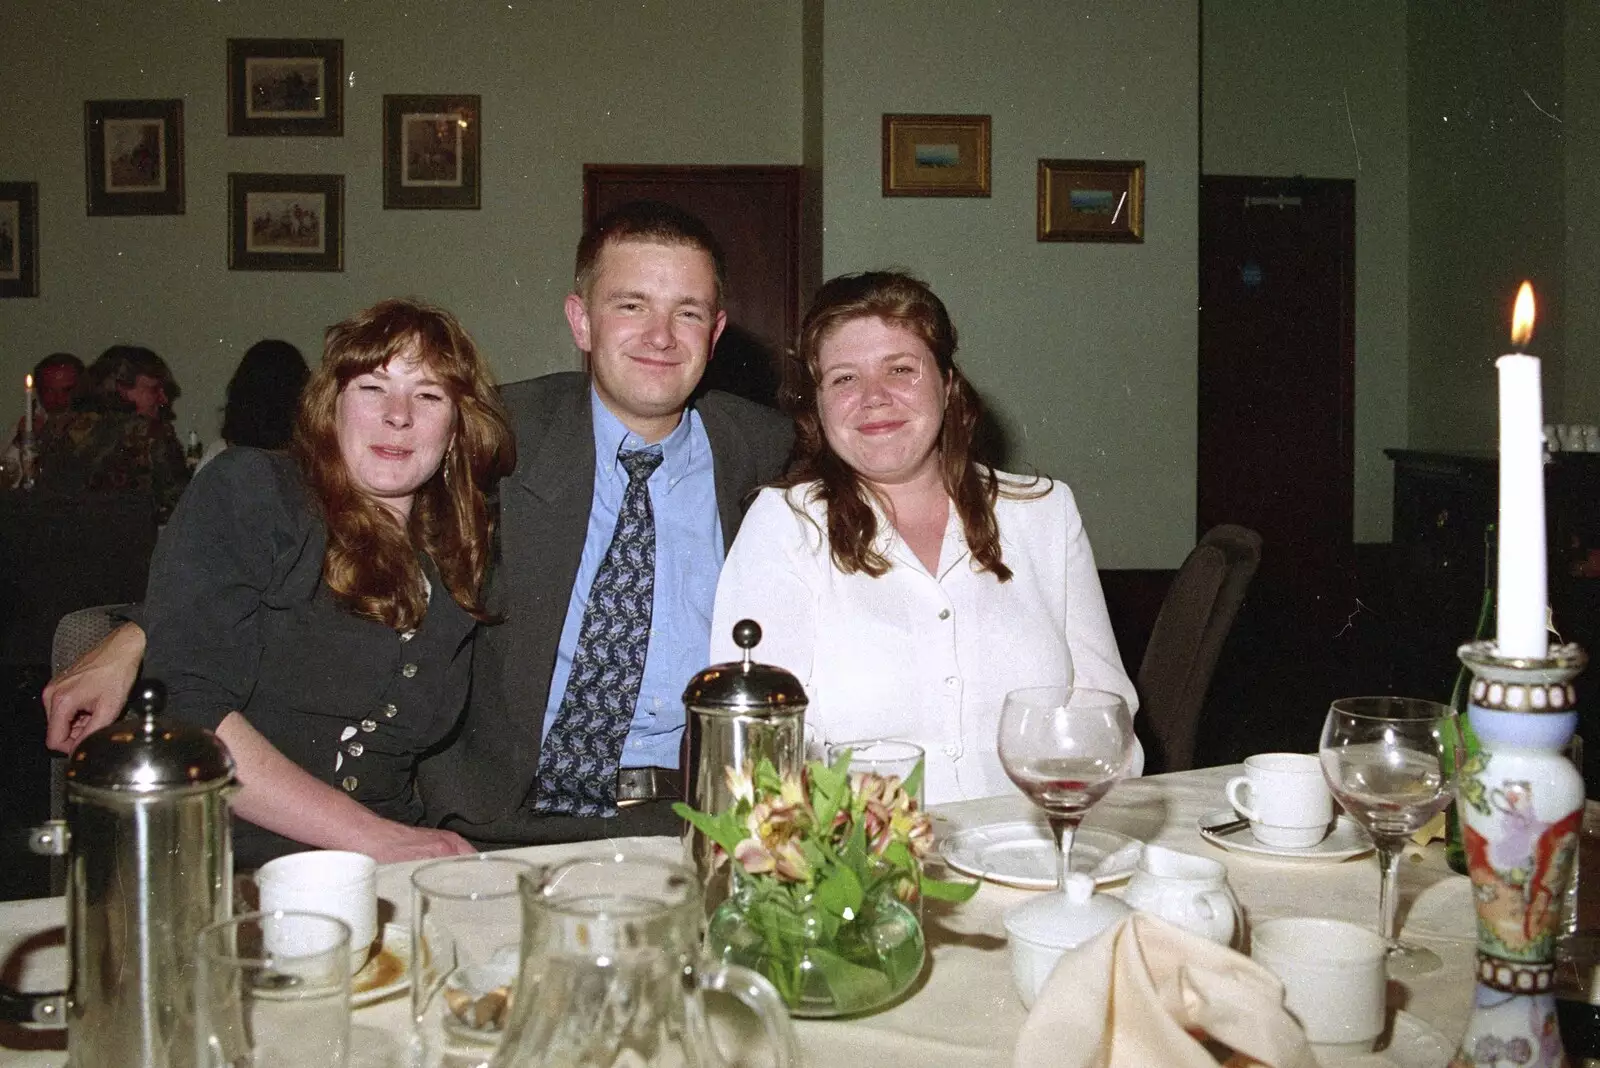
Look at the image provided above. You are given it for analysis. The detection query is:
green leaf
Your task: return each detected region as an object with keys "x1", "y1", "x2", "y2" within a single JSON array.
[
  {"x1": 674, "y1": 803, "x2": 746, "y2": 857},
  {"x1": 920, "y1": 874, "x2": 981, "y2": 902},
  {"x1": 806, "y1": 945, "x2": 894, "y2": 1014},
  {"x1": 902, "y1": 757, "x2": 924, "y2": 802},
  {"x1": 808, "y1": 758, "x2": 851, "y2": 829},
  {"x1": 753, "y1": 757, "x2": 784, "y2": 795},
  {"x1": 814, "y1": 862, "x2": 864, "y2": 920}
]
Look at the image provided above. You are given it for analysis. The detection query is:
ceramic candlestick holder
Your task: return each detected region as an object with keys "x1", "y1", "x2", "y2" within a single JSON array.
[{"x1": 1451, "y1": 638, "x2": 1587, "y2": 1068}]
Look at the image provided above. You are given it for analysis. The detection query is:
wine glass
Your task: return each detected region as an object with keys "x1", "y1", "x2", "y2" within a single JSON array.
[
  {"x1": 1319, "y1": 696, "x2": 1461, "y2": 976},
  {"x1": 998, "y1": 686, "x2": 1136, "y2": 893}
]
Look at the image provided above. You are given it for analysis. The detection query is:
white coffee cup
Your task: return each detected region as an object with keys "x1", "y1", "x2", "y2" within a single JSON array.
[
  {"x1": 256, "y1": 850, "x2": 378, "y2": 972},
  {"x1": 1225, "y1": 753, "x2": 1333, "y2": 848},
  {"x1": 1252, "y1": 917, "x2": 1387, "y2": 1055}
]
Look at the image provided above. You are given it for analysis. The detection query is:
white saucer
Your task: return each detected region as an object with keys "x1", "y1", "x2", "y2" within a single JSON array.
[
  {"x1": 352, "y1": 922, "x2": 410, "y2": 1008},
  {"x1": 1314, "y1": 1010, "x2": 1451, "y2": 1068},
  {"x1": 938, "y1": 823, "x2": 1139, "y2": 890},
  {"x1": 1198, "y1": 809, "x2": 1373, "y2": 862}
]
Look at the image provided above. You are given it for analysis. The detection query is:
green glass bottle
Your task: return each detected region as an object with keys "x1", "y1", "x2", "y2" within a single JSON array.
[{"x1": 1444, "y1": 524, "x2": 1493, "y2": 875}]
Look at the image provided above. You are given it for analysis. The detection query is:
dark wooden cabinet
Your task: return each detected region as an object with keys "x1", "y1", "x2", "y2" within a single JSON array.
[{"x1": 1386, "y1": 449, "x2": 1600, "y2": 771}]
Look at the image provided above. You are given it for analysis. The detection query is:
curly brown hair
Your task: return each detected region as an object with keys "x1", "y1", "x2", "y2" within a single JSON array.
[
  {"x1": 778, "y1": 270, "x2": 1031, "y2": 581},
  {"x1": 292, "y1": 298, "x2": 516, "y2": 631}
]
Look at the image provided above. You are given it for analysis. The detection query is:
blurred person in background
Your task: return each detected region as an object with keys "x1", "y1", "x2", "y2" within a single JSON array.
[
  {"x1": 196, "y1": 339, "x2": 311, "y2": 471},
  {"x1": 2, "y1": 352, "x2": 83, "y2": 484},
  {"x1": 34, "y1": 345, "x2": 188, "y2": 519}
]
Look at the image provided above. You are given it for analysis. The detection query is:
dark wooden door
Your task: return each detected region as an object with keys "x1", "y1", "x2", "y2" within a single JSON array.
[
  {"x1": 584, "y1": 165, "x2": 809, "y2": 407},
  {"x1": 1198, "y1": 176, "x2": 1355, "y2": 614},
  {"x1": 1193, "y1": 176, "x2": 1356, "y2": 764}
]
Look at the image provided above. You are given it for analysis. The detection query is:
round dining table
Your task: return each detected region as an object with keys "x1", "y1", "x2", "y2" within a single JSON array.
[{"x1": 0, "y1": 765, "x2": 1487, "y2": 1066}]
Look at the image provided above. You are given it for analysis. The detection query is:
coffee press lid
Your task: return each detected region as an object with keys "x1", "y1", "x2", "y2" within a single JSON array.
[
  {"x1": 68, "y1": 680, "x2": 236, "y2": 792},
  {"x1": 682, "y1": 620, "x2": 807, "y2": 712}
]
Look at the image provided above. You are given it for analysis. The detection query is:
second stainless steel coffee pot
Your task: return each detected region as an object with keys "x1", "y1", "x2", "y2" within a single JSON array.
[{"x1": 0, "y1": 680, "x2": 237, "y2": 1068}]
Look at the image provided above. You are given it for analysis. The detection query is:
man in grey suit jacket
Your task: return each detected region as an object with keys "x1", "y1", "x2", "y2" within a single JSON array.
[{"x1": 419, "y1": 202, "x2": 791, "y2": 843}]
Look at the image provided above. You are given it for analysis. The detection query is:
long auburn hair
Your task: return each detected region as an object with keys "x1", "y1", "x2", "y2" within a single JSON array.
[
  {"x1": 292, "y1": 298, "x2": 516, "y2": 631},
  {"x1": 778, "y1": 270, "x2": 1034, "y2": 581}
]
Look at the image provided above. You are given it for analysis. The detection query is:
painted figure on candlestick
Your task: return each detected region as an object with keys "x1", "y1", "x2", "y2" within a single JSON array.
[{"x1": 1451, "y1": 283, "x2": 1588, "y2": 1068}]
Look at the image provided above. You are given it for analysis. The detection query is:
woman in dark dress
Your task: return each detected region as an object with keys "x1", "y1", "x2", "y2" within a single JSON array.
[{"x1": 140, "y1": 298, "x2": 515, "y2": 866}]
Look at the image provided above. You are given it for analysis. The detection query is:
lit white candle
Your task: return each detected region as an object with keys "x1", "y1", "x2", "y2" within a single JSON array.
[
  {"x1": 1496, "y1": 282, "x2": 1547, "y2": 659},
  {"x1": 23, "y1": 373, "x2": 33, "y2": 446}
]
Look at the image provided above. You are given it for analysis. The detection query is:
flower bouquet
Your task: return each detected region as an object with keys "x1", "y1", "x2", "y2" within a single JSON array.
[{"x1": 675, "y1": 752, "x2": 978, "y2": 1017}]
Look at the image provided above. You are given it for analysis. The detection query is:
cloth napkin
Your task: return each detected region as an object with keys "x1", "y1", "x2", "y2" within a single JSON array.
[{"x1": 1014, "y1": 913, "x2": 1317, "y2": 1068}]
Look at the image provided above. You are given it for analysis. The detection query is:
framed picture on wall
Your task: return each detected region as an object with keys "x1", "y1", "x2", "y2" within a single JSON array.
[
  {"x1": 0, "y1": 182, "x2": 39, "y2": 298},
  {"x1": 84, "y1": 99, "x2": 185, "y2": 215},
  {"x1": 882, "y1": 114, "x2": 991, "y2": 197},
  {"x1": 382, "y1": 95, "x2": 481, "y2": 209},
  {"x1": 1037, "y1": 159, "x2": 1145, "y2": 243},
  {"x1": 228, "y1": 173, "x2": 344, "y2": 271},
  {"x1": 227, "y1": 39, "x2": 344, "y2": 136}
]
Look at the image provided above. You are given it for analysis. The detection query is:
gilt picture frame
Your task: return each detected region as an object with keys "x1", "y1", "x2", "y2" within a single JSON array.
[
  {"x1": 882, "y1": 114, "x2": 991, "y2": 198},
  {"x1": 84, "y1": 99, "x2": 185, "y2": 216},
  {"x1": 228, "y1": 172, "x2": 344, "y2": 272},
  {"x1": 382, "y1": 95, "x2": 482, "y2": 209},
  {"x1": 1037, "y1": 158, "x2": 1145, "y2": 243},
  {"x1": 227, "y1": 39, "x2": 344, "y2": 136}
]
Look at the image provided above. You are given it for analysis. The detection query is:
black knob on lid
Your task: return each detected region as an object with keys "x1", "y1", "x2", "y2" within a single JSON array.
[
  {"x1": 129, "y1": 680, "x2": 166, "y2": 719},
  {"x1": 732, "y1": 619, "x2": 762, "y2": 651}
]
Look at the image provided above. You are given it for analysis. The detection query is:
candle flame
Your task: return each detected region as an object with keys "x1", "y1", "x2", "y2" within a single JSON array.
[
  {"x1": 24, "y1": 374, "x2": 32, "y2": 389},
  {"x1": 1511, "y1": 282, "x2": 1536, "y2": 348}
]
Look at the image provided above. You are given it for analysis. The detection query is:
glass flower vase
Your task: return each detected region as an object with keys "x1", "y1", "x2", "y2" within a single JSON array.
[{"x1": 706, "y1": 868, "x2": 925, "y2": 1018}]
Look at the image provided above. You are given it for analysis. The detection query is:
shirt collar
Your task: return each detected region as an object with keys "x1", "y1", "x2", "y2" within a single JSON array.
[
  {"x1": 863, "y1": 489, "x2": 971, "y2": 577},
  {"x1": 588, "y1": 386, "x2": 697, "y2": 484}
]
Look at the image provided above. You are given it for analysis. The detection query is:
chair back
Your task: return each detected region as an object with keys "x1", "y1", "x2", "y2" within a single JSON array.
[
  {"x1": 44, "y1": 604, "x2": 135, "y2": 894},
  {"x1": 1137, "y1": 524, "x2": 1262, "y2": 773}
]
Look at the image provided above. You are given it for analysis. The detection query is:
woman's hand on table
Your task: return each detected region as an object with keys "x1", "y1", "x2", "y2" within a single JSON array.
[
  {"x1": 359, "y1": 821, "x2": 477, "y2": 863},
  {"x1": 43, "y1": 621, "x2": 147, "y2": 753}
]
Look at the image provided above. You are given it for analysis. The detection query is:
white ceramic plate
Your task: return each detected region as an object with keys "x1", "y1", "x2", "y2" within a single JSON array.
[
  {"x1": 1198, "y1": 809, "x2": 1373, "y2": 863},
  {"x1": 1314, "y1": 1010, "x2": 1451, "y2": 1068},
  {"x1": 352, "y1": 922, "x2": 410, "y2": 1008},
  {"x1": 938, "y1": 822, "x2": 1139, "y2": 889}
]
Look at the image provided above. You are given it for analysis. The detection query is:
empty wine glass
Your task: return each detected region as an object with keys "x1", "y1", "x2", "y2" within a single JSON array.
[
  {"x1": 998, "y1": 686, "x2": 1136, "y2": 893},
  {"x1": 1319, "y1": 696, "x2": 1461, "y2": 976}
]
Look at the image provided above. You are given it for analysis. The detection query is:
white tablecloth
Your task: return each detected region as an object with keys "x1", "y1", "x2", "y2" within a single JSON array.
[{"x1": 0, "y1": 765, "x2": 1479, "y2": 1066}]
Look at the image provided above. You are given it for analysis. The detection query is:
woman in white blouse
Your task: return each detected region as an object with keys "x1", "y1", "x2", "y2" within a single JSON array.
[{"x1": 711, "y1": 270, "x2": 1140, "y2": 803}]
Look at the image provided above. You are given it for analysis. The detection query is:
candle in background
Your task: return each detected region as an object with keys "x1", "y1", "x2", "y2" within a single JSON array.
[
  {"x1": 1495, "y1": 282, "x2": 1548, "y2": 659},
  {"x1": 23, "y1": 373, "x2": 33, "y2": 446}
]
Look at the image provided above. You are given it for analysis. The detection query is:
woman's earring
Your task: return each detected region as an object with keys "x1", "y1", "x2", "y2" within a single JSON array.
[{"x1": 442, "y1": 444, "x2": 454, "y2": 484}]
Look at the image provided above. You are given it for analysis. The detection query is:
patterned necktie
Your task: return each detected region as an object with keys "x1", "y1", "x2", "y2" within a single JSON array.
[{"x1": 534, "y1": 447, "x2": 664, "y2": 816}]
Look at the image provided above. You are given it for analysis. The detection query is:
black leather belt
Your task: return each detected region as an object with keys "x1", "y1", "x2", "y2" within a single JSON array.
[{"x1": 615, "y1": 766, "x2": 683, "y2": 804}]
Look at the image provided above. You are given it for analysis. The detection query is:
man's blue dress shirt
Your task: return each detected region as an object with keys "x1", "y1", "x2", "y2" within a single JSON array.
[{"x1": 541, "y1": 389, "x2": 725, "y2": 770}]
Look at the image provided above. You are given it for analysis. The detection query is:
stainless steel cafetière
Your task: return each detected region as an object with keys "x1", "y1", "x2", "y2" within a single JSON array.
[
  {"x1": 0, "y1": 680, "x2": 237, "y2": 1068},
  {"x1": 681, "y1": 619, "x2": 807, "y2": 912}
]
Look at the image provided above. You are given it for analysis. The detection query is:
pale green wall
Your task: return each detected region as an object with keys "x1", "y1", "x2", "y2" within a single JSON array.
[
  {"x1": 1567, "y1": 0, "x2": 1600, "y2": 417},
  {"x1": 819, "y1": 0, "x2": 1201, "y2": 568},
  {"x1": 1200, "y1": 0, "x2": 1409, "y2": 544},
  {"x1": 0, "y1": 0, "x2": 804, "y2": 443},
  {"x1": 1407, "y1": 0, "x2": 1567, "y2": 451}
]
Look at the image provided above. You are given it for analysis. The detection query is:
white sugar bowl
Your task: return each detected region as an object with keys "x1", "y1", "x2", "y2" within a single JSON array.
[{"x1": 1003, "y1": 873, "x2": 1131, "y2": 1008}]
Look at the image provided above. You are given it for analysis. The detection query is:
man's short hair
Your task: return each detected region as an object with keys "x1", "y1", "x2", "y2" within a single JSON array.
[{"x1": 573, "y1": 200, "x2": 728, "y2": 307}]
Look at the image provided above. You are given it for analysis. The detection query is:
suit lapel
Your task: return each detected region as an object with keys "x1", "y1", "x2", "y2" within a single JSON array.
[
  {"x1": 496, "y1": 382, "x2": 595, "y2": 768},
  {"x1": 697, "y1": 396, "x2": 748, "y2": 550}
]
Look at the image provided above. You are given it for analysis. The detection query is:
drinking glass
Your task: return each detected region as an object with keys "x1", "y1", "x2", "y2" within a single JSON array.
[
  {"x1": 997, "y1": 686, "x2": 1136, "y2": 893},
  {"x1": 195, "y1": 910, "x2": 352, "y2": 1068},
  {"x1": 824, "y1": 738, "x2": 926, "y2": 808},
  {"x1": 1319, "y1": 696, "x2": 1461, "y2": 977},
  {"x1": 410, "y1": 854, "x2": 535, "y2": 1068}
]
